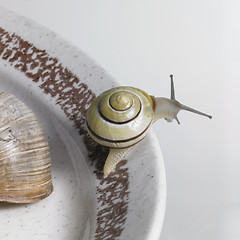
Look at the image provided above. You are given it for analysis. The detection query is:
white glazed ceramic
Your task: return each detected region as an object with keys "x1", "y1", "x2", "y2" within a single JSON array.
[{"x1": 0, "y1": 8, "x2": 166, "y2": 240}]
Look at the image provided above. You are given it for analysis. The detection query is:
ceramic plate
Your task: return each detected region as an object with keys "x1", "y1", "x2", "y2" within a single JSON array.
[{"x1": 0, "y1": 8, "x2": 166, "y2": 240}]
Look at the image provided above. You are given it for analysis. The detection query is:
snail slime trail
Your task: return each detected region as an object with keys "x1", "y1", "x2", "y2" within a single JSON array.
[
  {"x1": 85, "y1": 75, "x2": 212, "y2": 176},
  {"x1": 0, "y1": 92, "x2": 53, "y2": 203}
]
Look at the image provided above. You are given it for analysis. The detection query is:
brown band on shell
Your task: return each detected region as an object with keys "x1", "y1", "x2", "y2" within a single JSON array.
[
  {"x1": 150, "y1": 95, "x2": 157, "y2": 112},
  {"x1": 0, "y1": 27, "x2": 129, "y2": 239},
  {"x1": 98, "y1": 98, "x2": 142, "y2": 125},
  {"x1": 86, "y1": 119, "x2": 152, "y2": 144}
]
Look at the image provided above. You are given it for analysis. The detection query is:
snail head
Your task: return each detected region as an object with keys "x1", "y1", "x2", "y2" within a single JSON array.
[{"x1": 153, "y1": 75, "x2": 212, "y2": 124}]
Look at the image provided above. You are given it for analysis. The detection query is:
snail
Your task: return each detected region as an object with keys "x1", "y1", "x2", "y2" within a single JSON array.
[
  {"x1": 86, "y1": 75, "x2": 212, "y2": 176},
  {"x1": 0, "y1": 92, "x2": 53, "y2": 203}
]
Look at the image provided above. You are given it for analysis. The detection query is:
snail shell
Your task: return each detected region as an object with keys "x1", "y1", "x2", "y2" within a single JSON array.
[
  {"x1": 0, "y1": 92, "x2": 53, "y2": 203},
  {"x1": 86, "y1": 86, "x2": 155, "y2": 149}
]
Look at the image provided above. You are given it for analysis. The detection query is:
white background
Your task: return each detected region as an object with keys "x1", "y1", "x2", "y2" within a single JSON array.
[{"x1": 0, "y1": 1, "x2": 239, "y2": 239}]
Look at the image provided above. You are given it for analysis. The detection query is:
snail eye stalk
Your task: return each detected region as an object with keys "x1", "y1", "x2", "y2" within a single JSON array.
[{"x1": 170, "y1": 74, "x2": 175, "y2": 100}]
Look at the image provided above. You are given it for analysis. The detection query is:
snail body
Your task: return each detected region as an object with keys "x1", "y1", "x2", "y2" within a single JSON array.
[
  {"x1": 86, "y1": 76, "x2": 212, "y2": 176},
  {"x1": 0, "y1": 92, "x2": 53, "y2": 203}
]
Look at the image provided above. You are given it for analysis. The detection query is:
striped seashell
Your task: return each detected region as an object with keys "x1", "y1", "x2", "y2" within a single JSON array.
[{"x1": 0, "y1": 92, "x2": 53, "y2": 203}]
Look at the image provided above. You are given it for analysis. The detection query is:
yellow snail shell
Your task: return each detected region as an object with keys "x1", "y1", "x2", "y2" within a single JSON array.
[
  {"x1": 86, "y1": 86, "x2": 155, "y2": 149},
  {"x1": 0, "y1": 92, "x2": 53, "y2": 203},
  {"x1": 86, "y1": 75, "x2": 212, "y2": 176}
]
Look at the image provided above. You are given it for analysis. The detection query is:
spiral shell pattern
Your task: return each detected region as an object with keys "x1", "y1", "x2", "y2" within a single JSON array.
[
  {"x1": 0, "y1": 92, "x2": 53, "y2": 203},
  {"x1": 86, "y1": 87, "x2": 154, "y2": 148}
]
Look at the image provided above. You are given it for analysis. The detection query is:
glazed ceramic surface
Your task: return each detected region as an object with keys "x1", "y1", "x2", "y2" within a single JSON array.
[{"x1": 0, "y1": 8, "x2": 166, "y2": 240}]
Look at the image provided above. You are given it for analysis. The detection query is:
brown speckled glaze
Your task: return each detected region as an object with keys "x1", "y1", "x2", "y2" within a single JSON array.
[{"x1": 0, "y1": 27, "x2": 129, "y2": 239}]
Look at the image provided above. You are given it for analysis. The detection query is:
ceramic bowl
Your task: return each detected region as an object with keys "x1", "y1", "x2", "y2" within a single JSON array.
[{"x1": 0, "y1": 8, "x2": 166, "y2": 240}]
